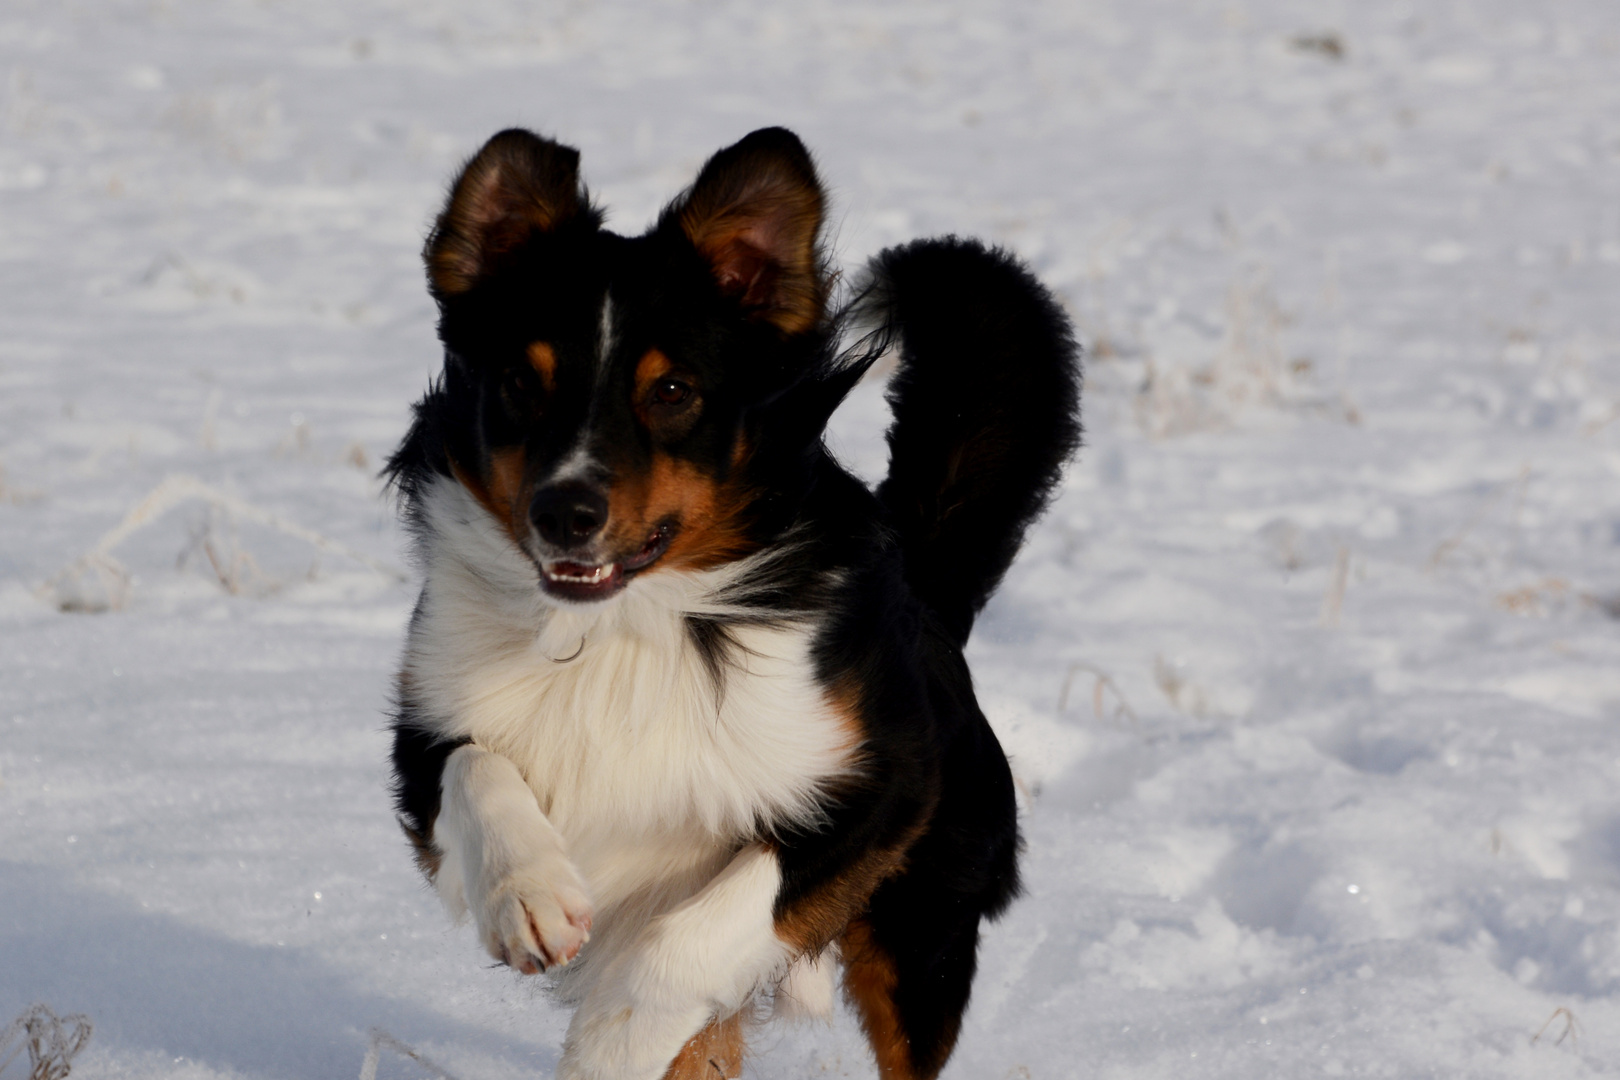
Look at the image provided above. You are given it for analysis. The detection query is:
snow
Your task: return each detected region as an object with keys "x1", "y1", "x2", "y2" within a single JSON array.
[{"x1": 3, "y1": 0, "x2": 1619, "y2": 1076}]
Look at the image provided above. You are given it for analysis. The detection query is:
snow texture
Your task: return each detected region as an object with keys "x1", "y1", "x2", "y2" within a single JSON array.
[{"x1": 3, "y1": 0, "x2": 1619, "y2": 1077}]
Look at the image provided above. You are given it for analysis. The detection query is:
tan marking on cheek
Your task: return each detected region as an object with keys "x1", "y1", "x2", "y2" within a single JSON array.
[
  {"x1": 601, "y1": 461, "x2": 653, "y2": 553},
  {"x1": 450, "y1": 449, "x2": 527, "y2": 545},
  {"x1": 600, "y1": 448, "x2": 757, "y2": 572},
  {"x1": 841, "y1": 920, "x2": 918, "y2": 1080},
  {"x1": 527, "y1": 342, "x2": 557, "y2": 394},
  {"x1": 659, "y1": 1011, "x2": 746, "y2": 1080},
  {"x1": 651, "y1": 455, "x2": 756, "y2": 570},
  {"x1": 486, "y1": 448, "x2": 526, "y2": 518}
]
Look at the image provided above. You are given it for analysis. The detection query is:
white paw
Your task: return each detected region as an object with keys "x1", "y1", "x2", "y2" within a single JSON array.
[{"x1": 475, "y1": 860, "x2": 593, "y2": 975}]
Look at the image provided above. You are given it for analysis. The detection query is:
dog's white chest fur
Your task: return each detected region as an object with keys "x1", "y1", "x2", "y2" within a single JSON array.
[{"x1": 405, "y1": 481, "x2": 853, "y2": 921}]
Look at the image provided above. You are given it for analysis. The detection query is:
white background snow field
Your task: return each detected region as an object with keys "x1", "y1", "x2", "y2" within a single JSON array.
[{"x1": 2, "y1": 1, "x2": 1619, "y2": 1077}]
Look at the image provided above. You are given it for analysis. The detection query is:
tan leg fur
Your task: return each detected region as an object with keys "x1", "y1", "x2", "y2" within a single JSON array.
[{"x1": 660, "y1": 1012, "x2": 746, "y2": 1080}]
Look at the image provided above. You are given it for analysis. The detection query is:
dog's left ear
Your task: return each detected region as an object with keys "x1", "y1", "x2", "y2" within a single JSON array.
[{"x1": 673, "y1": 128, "x2": 827, "y2": 335}]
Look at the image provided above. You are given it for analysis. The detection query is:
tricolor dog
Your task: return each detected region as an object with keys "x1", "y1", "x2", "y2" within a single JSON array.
[{"x1": 386, "y1": 126, "x2": 1081, "y2": 1079}]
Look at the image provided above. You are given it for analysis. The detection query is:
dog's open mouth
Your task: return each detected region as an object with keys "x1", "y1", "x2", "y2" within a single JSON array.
[{"x1": 539, "y1": 525, "x2": 672, "y2": 602}]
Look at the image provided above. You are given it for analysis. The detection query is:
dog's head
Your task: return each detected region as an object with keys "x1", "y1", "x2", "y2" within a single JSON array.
[{"x1": 420, "y1": 128, "x2": 843, "y2": 605}]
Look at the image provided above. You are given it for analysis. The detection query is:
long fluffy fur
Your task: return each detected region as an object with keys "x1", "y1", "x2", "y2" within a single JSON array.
[
  {"x1": 862, "y1": 237, "x2": 1083, "y2": 645},
  {"x1": 384, "y1": 126, "x2": 1081, "y2": 1080}
]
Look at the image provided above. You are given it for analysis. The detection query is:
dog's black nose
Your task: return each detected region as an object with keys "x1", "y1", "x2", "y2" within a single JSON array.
[{"x1": 530, "y1": 484, "x2": 609, "y2": 549}]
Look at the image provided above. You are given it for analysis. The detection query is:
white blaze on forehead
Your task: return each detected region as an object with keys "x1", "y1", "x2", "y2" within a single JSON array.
[
  {"x1": 546, "y1": 289, "x2": 618, "y2": 487},
  {"x1": 596, "y1": 290, "x2": 617, "y2": 374}
]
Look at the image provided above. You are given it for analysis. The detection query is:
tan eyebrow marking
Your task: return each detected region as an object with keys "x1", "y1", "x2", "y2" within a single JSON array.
[
  {"x1": 527, "y1": 341, "x2": 557, "y2": 394},
  {"x1": 635, "y1": 349, "x2": 674, "y2": 395},
  {"x1": 633, "y1": 349, "x2": 676, "y2": 425}
]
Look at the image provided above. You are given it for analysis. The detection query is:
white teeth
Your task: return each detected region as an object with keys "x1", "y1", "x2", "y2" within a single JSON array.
[{"x1": 545, "y1": 563, "x2": 616, "y2": 585}]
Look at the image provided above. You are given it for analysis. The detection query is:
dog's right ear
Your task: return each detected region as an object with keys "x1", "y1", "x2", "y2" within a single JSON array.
[
  {"x1": 672, "y1": 127, "x2": 827, "y2": 335},
  {"x1": 425, "y1": 129, "x2": 588, "y2": 299}
]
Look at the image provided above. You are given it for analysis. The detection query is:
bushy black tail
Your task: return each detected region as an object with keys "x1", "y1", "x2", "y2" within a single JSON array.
[{"x1": 862, "y1": 237, "x2": 1082, "y2": 644}]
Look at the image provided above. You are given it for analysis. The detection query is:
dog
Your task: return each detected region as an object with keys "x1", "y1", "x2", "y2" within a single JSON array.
[{"x1": 385, "y1": 126, "x2": 1081, "y2": 1080}]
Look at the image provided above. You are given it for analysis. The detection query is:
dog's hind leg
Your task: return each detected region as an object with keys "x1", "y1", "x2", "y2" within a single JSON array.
[
  {"x1": 660, "y1": 1012, "x2": 747, "y2": 1080},
  {"x1": 840, "y1": 706, "x2": 1021, "y2": 1080},
  {"x1": 841, "y1": 903, "x2": 983, "y2": 1080},
  {"x1": 841, "y1": 918, "x2": 918, "y2": 1080}
]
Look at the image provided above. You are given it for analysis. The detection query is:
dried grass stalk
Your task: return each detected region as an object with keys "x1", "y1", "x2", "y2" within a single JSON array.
[
  {"x1": 358, "y1": 1028, "x2": 461, "y2": 1080},
  {"x1": 0, "y1": 1005, "x2": 92, "y2": 1080}
]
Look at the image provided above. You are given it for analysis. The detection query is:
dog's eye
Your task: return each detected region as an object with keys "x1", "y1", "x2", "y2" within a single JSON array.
[
  {"x1": 500, "y1": 368, "x2": 543, "y2": 418},
  {"x1": 652, "y1": 378, "x2": 692, "y2": 406}
]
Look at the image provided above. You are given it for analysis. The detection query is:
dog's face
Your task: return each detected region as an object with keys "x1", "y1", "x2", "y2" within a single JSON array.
[{"x1": 424, "y1": 129, "x2": 829, "y2": 604}]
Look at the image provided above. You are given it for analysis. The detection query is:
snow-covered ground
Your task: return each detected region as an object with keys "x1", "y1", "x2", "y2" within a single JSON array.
[{"x1": 4, "y1": 1, "x2": 1619, "y2": 1076}]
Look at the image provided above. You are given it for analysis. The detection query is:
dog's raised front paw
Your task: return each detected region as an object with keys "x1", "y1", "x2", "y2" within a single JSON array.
[{"x1": 475, "y1": 860, "x2": 593, "y2": 974}]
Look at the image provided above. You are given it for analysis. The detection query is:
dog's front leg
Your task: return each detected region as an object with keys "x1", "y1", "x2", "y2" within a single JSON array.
[
  {"x1": 436, "y1": 743, "x2": 593, "y2": 973},
  {"x1": 557, "y1": 843, "x2": 791, "y2": 1080}
]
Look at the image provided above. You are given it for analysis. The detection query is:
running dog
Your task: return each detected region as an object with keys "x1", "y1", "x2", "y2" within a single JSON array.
[{"x1": 386, "y1": 126, "x2": 1081, "y2": 1080}]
